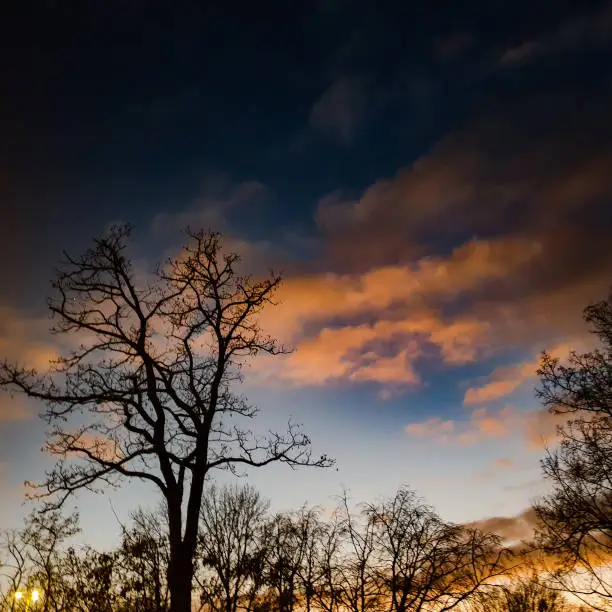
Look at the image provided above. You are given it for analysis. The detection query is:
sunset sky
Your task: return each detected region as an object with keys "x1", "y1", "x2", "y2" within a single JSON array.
[{"x1": 1, "y1": 1, "x2": 611, "y2": 549}]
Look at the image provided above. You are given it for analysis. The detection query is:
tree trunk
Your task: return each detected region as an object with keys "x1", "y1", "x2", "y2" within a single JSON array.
[{"x1": 168, "y1": 552, "x2": 194, "y2": 612}]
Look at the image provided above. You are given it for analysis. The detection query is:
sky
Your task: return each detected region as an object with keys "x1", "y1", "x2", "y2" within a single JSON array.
[{"x1": 1, "y1": 0, "x2": 612, "y2": 549}]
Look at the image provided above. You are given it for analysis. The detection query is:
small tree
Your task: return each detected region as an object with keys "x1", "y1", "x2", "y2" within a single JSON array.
[
  {"x1": 63, "y1": 546, "x2": 117, "y2": 611},
  {"x1": 21, "y1": 509, "x2": 80, "y2": 612},
  {"x1": 310, "y1": 511, "x2": 345, "y2": 612},
  {"x1": 534, "y1": 293, "x2": 612, "y2": 608},
  {"x1": 114, "y1": 507, "x2": 170, "y2": 611},
  {"x1": 261, "y1": 513, "x2": 307, "y2": 612},
  {"x1": 471, "y1": 573, "x2": 572, "y2": 611},
  {"x1": 197, "y1": 484, "x2": 268, "y2": 612},
  {"x1": 0, "y1": 529, "x2": 29, "y2": 611},
  {"x1": 0, "y1": 226, "x2": 332, "y2": 612},
  {"x1": 364, "y1": 487, "x2": 510, "y2": 612},
  {"x1": 292, "y1": 505, "x2": 325, "y2": 612},
  {"x1": 334, "y1": 493, "x2": 381, "y2": 612}
]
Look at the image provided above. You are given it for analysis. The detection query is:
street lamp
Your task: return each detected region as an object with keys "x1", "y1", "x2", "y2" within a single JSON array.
[{"x1": 13, "y1": 589, "x2": 40, "y2": 610}]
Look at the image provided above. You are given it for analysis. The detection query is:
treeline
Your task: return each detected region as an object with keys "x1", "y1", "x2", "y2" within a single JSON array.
[{"x1": 0, "y1": 485, "x2": 583, "y2": 612}]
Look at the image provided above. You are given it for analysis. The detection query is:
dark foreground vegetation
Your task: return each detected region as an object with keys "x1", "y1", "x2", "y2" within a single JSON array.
[{"x1": 0, "y1": 484, "x2": 589, "y2": 611}]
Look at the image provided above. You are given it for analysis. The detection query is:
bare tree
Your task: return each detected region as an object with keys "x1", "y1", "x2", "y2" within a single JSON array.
[
  {"x1": 197, "y1": 484, "x2": 268, "y2": 612},
  {"x1": 261, "y1": 513, "x2": 307, "y2": 612},
  {"x1": 62, "y1": 546, "x2": 117, "y2": 611},
  {"x1": 533, "y1": 293, "x2": 612, "y2": 609},
  {"x1": 471, "y1": 573, "x2": 574, "y2": 611},
  {"x1": 364, "y1": 487, "x2": 510, "y2": 612},
  {"x1": 292, "y1": 506, "x2": 325, "y2": 612},
  {"x1": 310, "y1": 511, "x2": 345, "y2": 612},
  {"x1": 0, "y1": 226, "x2": 332, "y2": 612},
  {"x1": 334, "y1": 494, "x2": 382, "y2": 612},
  {"x1": 21, "y1": 509, "x2": 80, "y2": 612},
  {"x1": 114, "y1": 507, "x2": 170, "y2": 611},
  {"x1": 0, "y1": 529, "x2": 29, "y2": 611}
]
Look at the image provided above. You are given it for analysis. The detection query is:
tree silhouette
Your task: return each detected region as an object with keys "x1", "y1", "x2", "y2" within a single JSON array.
[
  {"x1": 0, "y1": 529, "x2": 29, "y2": 611},
  {"x1": 197, "y1": 484, "x2": 268, "y2": 612},
  {"x1": 363, "y1": 487, "x2": 510, "y2": 612},
  {"x1": 114, "y1": 507, "x2": 170, "y2": 611},
  {"x1": 471, "y1": 573, "x2": 573, "y2": 612},
  {"x1": 533, "y1": 292, "x2": 612, "y2": 609},
  {"x1": 0, "y1": 226, "x2": 332, "y2": 612}
]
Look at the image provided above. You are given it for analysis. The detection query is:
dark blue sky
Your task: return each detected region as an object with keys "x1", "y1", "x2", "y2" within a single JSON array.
[{"x1": 2, "y1": 0, "x2": 611, "y2": 303}]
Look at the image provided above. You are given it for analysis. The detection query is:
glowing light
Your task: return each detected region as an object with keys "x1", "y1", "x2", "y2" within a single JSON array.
[
  {"x1": 14, "y1": 591, "x2": 23, "y2": 600},
  {"x1": 31, "y1": 589, "x2": 40, "y2": 602}
]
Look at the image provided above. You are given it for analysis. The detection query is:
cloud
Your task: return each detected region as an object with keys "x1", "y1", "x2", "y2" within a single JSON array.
[
  {"x1": 0, "y1": 395, "x2": 33, "y2": 422},
  {"x1": 468, "y1": 508, "x2": 538, "y2": 544},
  {"x1": 434, "y1": 32, "x2": 473, "y2": 59},
  {"x1": 254, "y1": 313, "x2": 492, "y2": 390},
  {"x1": 403, "y1": 408, "x2": 514, "y2": 445},
  {"x1": 260, "y1": 235, "x2": 539, "y2": 341},
  {"x1": 253, "y1": 235, "x2": 542, "y2": 390},
  {"x1": 457, "y1": 406, "x2": 517, "y2": 444},
  {"x1": 316, "y1": 92, "x2": 612, "y2": 276},
  {"x1": 405, "y1": 417, "x2": 455, "y2": 442},
  {"x1": 309, "y1": 76, "x2": 369, "y2": 144},
  {"x1": 0, "y1": 306, "x2": 59, "y2": 371},
  {"x1": 405, "y1": 406, "x2": 516, "y2": 446},
  {"x1": 63, "y1": 431, "x2": 123, "y2": 463},
  {"x1": 498, "y1": 41, "x2": 544, "y2": 66},
  {"x1": 498, "y1": 3, "x2": 612, "y2": 66},
  {"x1": 522, "y1": 408, "x2": 568, "y2": 450},
  {"x1": 473, "y1": 457, "x2": 518, "y2": 482},
  {"x1": 151, "y1": 178, "x2": 269, "y2": 236},
  {"x1": 463, "y1": 343, "x2": 580, "y2": 406},
  {"x1": 405, "y1": 404, "x2": 571, "y2": 452},
  {"x1": 309, "y1": 91, "x2": 612, "y2": 382}
]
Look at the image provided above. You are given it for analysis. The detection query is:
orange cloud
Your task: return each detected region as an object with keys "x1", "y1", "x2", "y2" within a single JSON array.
[
  {"x1": 492, "y1": 457, "x2": 515, "y2": 469},
  {"x1": 464, "y1": 361, "x2": 538, "y2": 405},
  {"x1": 260, "y1": 236, "x2": 540, "y2": 342},
  {"x1": 463, "y1": 343, "x2": 581, "y2": 406},
  {"x1": 254, "y1": 313, "x2": 490, "y2": 390},
  {"x1": 467, "y1": 508, "x2": 538, "y2": 544},
  {"x1": 405, "y1": 417, "x2": 455, "y2": 443},
  {"x1": 254, "y1": 236, "x2": 540, "y2": 390},
  {"x1": 0, "y1": 306, "x2": 59, "y2": 371},
  {"x1": 405, "y1": 403, "x2": 571, "y2": 452},
  {"x1": 0, "y1": 395, "x2": 33, "y2": 422},
  {"x1": 522, "y1": 408, "x2": 569, "y2": 451},
  {"x1": 473, "y1": 457, "x2": 518, "y2": 481},
  {"x1": 405, "y1": 406, "x2": 518, "y2": 446},
  {"x1": 254, "y1": 102, "x2": 611, "y2": 394},
  {"x1": 313, "y1": 93, "x2": 612, "y2": 357},
  {"x1": 457, "y1": 406, "x2": 517, "y2": 444}
]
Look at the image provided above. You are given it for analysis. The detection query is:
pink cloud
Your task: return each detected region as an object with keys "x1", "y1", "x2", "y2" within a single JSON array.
[
  {"x1": 405, "y1": 403, "x2": 571, "y2": 452},
  {"x1": 0, "y1": 395, "x2": 33, "y2": 422},
  {"x1": 463, "y1": 343, "x2": 583, "y2": 406},
  {"x1": 253, "y1": 236, "x2": 541, "y2": 391},
  {"x1": 405, "y1": 406, "x2": 517, "y2": 446},
  {"x1": 405, "y1": 417, "x2": 455, "y2": 443},
  {"x1": 0, "y1": 306, "x2": 59, "y2": 371}
]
